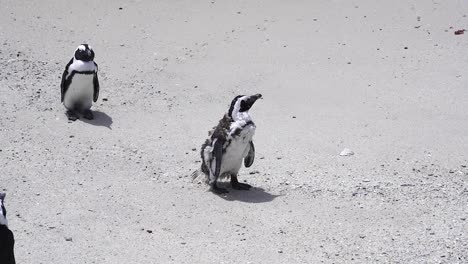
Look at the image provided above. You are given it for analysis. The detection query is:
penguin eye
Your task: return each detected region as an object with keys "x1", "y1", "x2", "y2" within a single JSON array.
[{"x1": 239, "y1": 100, "x2": 248, "y2": 112}]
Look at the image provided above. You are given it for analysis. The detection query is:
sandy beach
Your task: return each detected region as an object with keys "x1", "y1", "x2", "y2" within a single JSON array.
[{"x1": 1, "y1": 0, "x2": 467, "y2": 263}]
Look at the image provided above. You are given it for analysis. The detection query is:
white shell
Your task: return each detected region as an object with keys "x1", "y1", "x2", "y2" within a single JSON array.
[{"x1": 340, "y1": 148, "x2": 354, "y2": 156}]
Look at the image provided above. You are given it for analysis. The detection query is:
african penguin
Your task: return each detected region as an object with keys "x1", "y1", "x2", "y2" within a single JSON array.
[
  {"x1": 60, "y1": 44, "x2": 100, "y2": 121},
  {"x1": 0, "y1": 193, "x2": 15, "y2": 264},
  {"x1": 197, "y1": 94, "x2": 262, "y2": 194}
]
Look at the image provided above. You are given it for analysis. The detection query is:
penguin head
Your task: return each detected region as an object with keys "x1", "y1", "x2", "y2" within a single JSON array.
[
  {"x1": 74, "y1": 44, "x2": 95, "y2": 62},
  {"x1": 0, "y1": 192, "x2": 7, "y2": 226},
  {"x1": 228, "y1": 94, "x2": 262, "y2": 121}
]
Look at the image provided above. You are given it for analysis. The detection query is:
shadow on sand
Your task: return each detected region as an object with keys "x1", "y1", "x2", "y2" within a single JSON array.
[
  {"x1": 219, "y1": 186, "x2": 281, "y2": 203},
  {"x1": 80, "y1": 111, "x2": 113, "y2": 129}
]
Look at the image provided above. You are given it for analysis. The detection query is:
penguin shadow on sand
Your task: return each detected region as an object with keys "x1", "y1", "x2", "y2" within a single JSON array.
[
  {"x1": 217, "y1": 184, "x2": 281, "y2": 203},
  {"x1": 79, "y1": 110, "x2": 113, "y2": 129}
]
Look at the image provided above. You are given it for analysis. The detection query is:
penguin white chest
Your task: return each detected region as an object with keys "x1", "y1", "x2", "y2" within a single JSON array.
[
  {"x1": 221, "y1": 125, "x2": 256, "y2": 175},
  {"x1": 64, "y1": 73, "x2": 94, "y2": 110}
]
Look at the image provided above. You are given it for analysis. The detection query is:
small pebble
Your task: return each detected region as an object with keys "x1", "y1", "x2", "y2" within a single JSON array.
[{"x1": 340, "y1": 148, "x2": 354, "y2": 156}]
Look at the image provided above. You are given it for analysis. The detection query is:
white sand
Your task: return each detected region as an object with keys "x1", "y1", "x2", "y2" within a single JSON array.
[{"x1": 1, "y1": 0, "x2": 467, "y2": 263}]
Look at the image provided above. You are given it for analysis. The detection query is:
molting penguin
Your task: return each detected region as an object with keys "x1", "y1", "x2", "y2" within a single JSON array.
[
  {"x1": 197, "y1": 94, "x2": 262, "y2": 194},
  {"x1": 60, "y1": 44, "x2": 100, "y2": 121},
  {"x1": 0, "y1": 193, "x2": 15, "y2": 264}
]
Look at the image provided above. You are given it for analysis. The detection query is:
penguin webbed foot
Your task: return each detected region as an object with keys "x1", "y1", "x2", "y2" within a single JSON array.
[
  {"x1": 231, "y1": 176, "x2": 252, "y2": 190},
  {"x1": 211, "y1": 183, "x2": 229, "y2": 194},
  {"x1": 83, "y1": 109, "x2": 94, "y2": 120},
  {"x1": 66, "y1": 110, "x2": 79, "y2": 121}
]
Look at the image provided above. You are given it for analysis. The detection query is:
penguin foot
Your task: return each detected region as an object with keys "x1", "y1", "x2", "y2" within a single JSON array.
[
  {"x1": 211, "y1": 185, "x2": 229, "y2": 194},
  {"x1": 231, "y1": 176, "x2": 252, "y2": 190},
  {"x1": 66, "y1": 110, "x2": 79, "y2": 121},
  {"x1": 232, "y1": 182, "x2": 252, "y2": 190},
  {"x1": 83, "y1": 110, "x2": 94, "y2": 120}
]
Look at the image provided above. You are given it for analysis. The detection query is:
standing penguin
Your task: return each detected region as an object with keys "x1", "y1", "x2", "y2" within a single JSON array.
[
  {"x1": 60, "y1": 44, "x2": 99, "y2": 121},
  {"x1": 0, "y1": 193, "x2": 15, "y2": 264},
  {"x1": 197, "y1": 94, "x2": 262, "y2": 194}
]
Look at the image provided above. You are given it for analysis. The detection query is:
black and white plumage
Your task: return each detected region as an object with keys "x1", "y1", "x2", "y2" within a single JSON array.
[
  {"x1": 0, "y1": 193, "x2": 15, "y2": 264},
  {"x1": 60, "y1": 44, "x2": 99, "y2": 121},
  {"x1": 197, "y1": 94, "x2": 262, "y2": 194}
]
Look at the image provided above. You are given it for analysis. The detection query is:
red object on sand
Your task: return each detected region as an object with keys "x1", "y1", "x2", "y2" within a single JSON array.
[{"x1": 454, "y1": 29, "x2": 465, "y2": 35}]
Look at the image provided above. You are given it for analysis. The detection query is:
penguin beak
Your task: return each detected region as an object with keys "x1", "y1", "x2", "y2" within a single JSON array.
[
  {"x1": 249, "y1": 94, "x2": 262, "y2": 103},
  {"x1": 244, "y1": 94, "x2": 262, "y2": 109}
]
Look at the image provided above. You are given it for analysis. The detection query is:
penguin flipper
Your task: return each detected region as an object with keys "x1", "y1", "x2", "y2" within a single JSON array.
[
  {"x1": 93, "y1": 73, "x2": 100, "y2": 102},
  {"x1": 93, "y1": 62, "x2": 100, "y2": 102},
  {"x1": 244, "y1": 141, "x2": 255, "y2": 167},
  {"x1": 61, "y1": 58, "x2": 74, "y2": 102}
]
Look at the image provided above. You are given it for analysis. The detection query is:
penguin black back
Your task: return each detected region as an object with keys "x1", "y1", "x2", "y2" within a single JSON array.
[{"x1": 0, "y1": 193, "x2": 15, "y2": 264}]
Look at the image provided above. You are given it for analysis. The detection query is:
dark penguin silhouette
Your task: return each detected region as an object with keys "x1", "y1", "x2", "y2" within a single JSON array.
[{"x1": 0, "y1": 193, "x2": 15, "y2": 264}]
